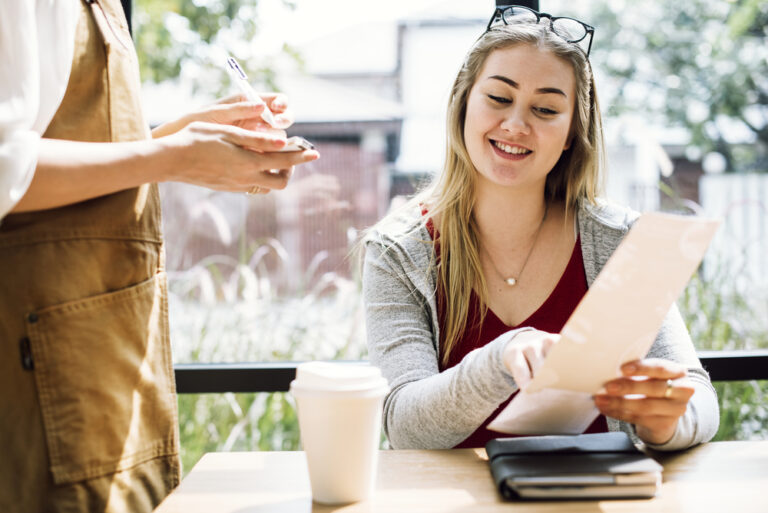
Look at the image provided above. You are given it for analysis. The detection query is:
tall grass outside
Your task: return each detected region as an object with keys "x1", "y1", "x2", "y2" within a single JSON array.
[
  {"x1": 679, "y1": 262, "x2": 768, "y2": 442},
  {"x1": 169, "y1": 237, "x2": 368, "y2": 472}
]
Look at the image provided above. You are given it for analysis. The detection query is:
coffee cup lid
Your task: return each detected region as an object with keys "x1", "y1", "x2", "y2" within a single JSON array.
[{"x1": 292, "y1": 361, "x2": 388, "y2": 392}]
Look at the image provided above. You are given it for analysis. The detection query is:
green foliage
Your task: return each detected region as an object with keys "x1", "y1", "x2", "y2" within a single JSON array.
[
  {"x1": 588, "y1": 0, "x2": 768, "y2": 173},
  {"x1": 679, "y1": 248, "x2": 768, "y2": 442},
  {"x1": 133, "y1": 0, "x2": 184, "y2": 83},
  {"x1": 133, "y1": 0, "x2": 298, "y2": 94},
  {"x1": 681, "y1": 273, "x2": 767, "y2": 353},
  {"x1": 711, "y1": 381, "x2": 768, "y2": 441},
  {"x1": 177, "y1": 392, "x2": 301, "y2": 472}
]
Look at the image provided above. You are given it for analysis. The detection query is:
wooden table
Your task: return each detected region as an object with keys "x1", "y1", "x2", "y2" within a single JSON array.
[{"x1": 155, "y1": 441, "x2": 768, "y2": 512}]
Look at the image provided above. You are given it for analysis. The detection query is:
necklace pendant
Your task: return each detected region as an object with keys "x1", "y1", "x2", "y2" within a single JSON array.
[{"x1": 505, "y1": 277, "x2": 517, "y2": 286}]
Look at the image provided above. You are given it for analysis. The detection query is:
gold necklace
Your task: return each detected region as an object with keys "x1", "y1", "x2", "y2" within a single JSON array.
[{"x1": 483, "y1": 203, "x2": 548, "y2": 287}]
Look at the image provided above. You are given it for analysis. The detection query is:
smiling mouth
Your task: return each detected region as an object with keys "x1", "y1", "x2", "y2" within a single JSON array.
[{"x1": 492, "y1": 140, "x2": 532, "y2": 155}]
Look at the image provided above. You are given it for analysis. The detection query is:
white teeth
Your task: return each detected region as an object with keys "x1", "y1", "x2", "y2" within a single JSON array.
[{"x1": 493, "y1": 141, "x2": 531, "y2": 155}]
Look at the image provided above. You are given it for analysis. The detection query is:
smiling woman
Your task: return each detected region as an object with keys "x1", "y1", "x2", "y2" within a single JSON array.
[
  {"x1": 361, "y1": 8, "x2": 719, "y2": 451},
  {"x1": 464, "y1": 44, "x2": 575, "y2": 193}
]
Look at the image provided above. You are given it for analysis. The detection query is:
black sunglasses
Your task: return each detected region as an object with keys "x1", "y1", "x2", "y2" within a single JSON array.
[{"x1": 486, "y1": 5, "x2": 595, "y2": 57}]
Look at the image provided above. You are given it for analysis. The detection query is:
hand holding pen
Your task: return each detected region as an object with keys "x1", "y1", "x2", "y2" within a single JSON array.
[
  {"x1": 224, "y1": 56, "x2": 314, "y2": 151},
  {"x1": 153, "y1": 58, "x2": 304, "y2": 139},
  {"x1": 150, "y1": 92, "x2": 290, "y2": 138},
  {"x1": 152, "y1": 56, "x2": 292, "y2": 138},
  {"x1": 147, "y1": 55, "x2": 318, "y2": 195},
  {"x1": 226, "y1": 56, "x2": 281, "y2": 128}
]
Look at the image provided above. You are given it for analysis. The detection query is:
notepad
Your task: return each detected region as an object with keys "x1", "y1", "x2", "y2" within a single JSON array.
[
  {"x1": 486, "y1": 432, "x2": 663, "y2": 500},
  {"x1": 488, "y1": 212, "x2": 720, "y2": 435}
]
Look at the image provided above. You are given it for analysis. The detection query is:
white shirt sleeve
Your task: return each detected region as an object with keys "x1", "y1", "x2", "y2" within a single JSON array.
[{"x1": 0, "y1": 0, "x2": 78, "y2": 220}]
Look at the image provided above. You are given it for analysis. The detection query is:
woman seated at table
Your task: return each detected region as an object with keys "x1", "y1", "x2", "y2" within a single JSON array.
[{"x1": 361, "y1": 5, "x2": 719, "y2": 450}]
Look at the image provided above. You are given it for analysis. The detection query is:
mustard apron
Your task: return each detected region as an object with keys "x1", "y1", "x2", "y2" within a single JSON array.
[{"x1": 0, "y1": 1, "x2": 180, "y2": 511}]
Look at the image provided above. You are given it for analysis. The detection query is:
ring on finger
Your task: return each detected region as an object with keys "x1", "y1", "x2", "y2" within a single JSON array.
[
  {"x1": 246, "y1": 185, "x2": 261, "y2": 195},
  {"x1": 664, "y1": 378, "x2": 674, "y2": 399}
]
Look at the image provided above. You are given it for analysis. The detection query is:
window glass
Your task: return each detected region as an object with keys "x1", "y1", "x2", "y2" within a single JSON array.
[{"x1": 134, "y1": 0, "x2": 768, "y2": 464}]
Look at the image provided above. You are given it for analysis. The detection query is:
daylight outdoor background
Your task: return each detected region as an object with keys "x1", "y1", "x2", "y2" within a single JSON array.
[{"x1": 132, "y1": 0, "x2": 768, "y2": 473}]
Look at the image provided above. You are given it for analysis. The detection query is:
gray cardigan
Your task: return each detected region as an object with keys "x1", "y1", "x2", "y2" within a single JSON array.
[{"x1": 362, "y1": 200, "x2": 719, "y2": 451}]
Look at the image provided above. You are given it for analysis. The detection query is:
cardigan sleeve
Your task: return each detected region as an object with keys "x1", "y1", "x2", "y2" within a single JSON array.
[
  {"x1": 640, "y1": 304, "x2": 720, "y2": 451},
  {"x1": 363, "y1": 237, "x2": 529, "y2": 449}
]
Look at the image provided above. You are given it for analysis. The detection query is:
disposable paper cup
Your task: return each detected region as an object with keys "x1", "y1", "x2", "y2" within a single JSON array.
[{"x1": 290, "y1": 362, "x2": 389, "y2": 505}]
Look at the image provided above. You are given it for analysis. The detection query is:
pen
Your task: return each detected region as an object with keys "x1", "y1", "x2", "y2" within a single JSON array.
[{"x1": 226, "y1": 56, "x2": 278, "y2": 128}]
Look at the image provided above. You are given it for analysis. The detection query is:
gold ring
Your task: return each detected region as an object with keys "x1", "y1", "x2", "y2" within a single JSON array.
[
  {"x1": 664, "y1": 379, "x2": 674, "y2": 399},
  {"x1": 246, "y1": 185, "x2": 261, "y2": 195}
]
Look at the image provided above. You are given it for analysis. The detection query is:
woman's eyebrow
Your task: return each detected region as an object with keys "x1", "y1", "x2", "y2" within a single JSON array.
[{"x1": 488, "y1": 75, "x2": 567, "y2": 97}]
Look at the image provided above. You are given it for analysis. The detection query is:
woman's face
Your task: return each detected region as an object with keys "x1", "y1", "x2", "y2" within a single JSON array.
[{"x1": 463, "y1": 43, "x2": 576, "y2": 192}]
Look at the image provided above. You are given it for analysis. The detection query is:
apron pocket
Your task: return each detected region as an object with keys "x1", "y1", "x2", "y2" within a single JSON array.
[{"x1": 27, "y1": 272, "x2": 178, "y2": 485}]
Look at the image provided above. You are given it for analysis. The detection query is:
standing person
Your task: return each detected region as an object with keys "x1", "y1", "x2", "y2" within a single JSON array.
[
  {"x1": 362, "y1": 5, "x2": 718, "y2": 450},
  {"x1": 0, "y1": 1, "x2": 318, "y2": 511}
]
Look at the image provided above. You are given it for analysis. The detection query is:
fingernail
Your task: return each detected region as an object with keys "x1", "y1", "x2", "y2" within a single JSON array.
[{"x1": 274, "y1": 115, "x2": 290, "y2": 127}]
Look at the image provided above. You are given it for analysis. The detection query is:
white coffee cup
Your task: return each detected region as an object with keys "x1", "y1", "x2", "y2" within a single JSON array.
[{"x1": 290, "y1": 361, "x2": 389, "y2": 505}]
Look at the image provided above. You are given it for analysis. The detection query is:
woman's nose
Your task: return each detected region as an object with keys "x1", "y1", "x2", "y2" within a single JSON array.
[{"x1": 500, "y1": 108, "x2": 531, "y2": 135}]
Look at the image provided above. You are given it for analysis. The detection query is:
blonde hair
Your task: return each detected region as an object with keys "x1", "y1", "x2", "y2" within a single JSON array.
[{"x1": 375, "y1": 22, "x2": 605, "y2": 366}]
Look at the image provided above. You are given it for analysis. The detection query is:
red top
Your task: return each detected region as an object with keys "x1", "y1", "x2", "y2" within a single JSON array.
[{"x1": 426, "y1": 217, "x2": 608, "y2": 448}]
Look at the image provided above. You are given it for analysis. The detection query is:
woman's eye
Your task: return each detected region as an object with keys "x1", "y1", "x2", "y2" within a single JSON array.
[
  {"x1": 536, "y1": 107, "x2": 558, "y2": 115},
  {"x1": 487, "y1": 94, "x2": 511, "y2": 104}
]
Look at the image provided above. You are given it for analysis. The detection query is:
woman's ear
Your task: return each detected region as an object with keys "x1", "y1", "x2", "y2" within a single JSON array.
[{"x1": 563, "y1": 136, "x2": 573, "y2": 150}]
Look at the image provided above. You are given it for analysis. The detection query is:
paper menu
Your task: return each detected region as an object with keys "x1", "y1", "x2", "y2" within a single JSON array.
[
  {"x1": 488, "y1": 387, "x2": 601, "y2": 435},
  {"x1": 487, "y1": 212, "x2": 720, "y2": 435}
]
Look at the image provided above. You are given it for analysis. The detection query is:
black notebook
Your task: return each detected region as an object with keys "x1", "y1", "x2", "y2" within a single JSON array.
[{"x1": 486, "y1": 432, "x2": 663, "y2": 500}]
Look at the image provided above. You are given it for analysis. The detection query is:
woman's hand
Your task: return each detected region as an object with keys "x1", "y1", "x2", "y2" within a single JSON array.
[
  {"x1": 151, "y1": 93, "x2": 294, "y2": 138},
  {"x1": 161, "y1": 120, "x2": 318, "y2": 194},
  {"x1": 594, "y1": 359, "x2": 695, "y2": 445},
  {"x1": 502, "y1": 329, "x2": 559, "y2": 389}
]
